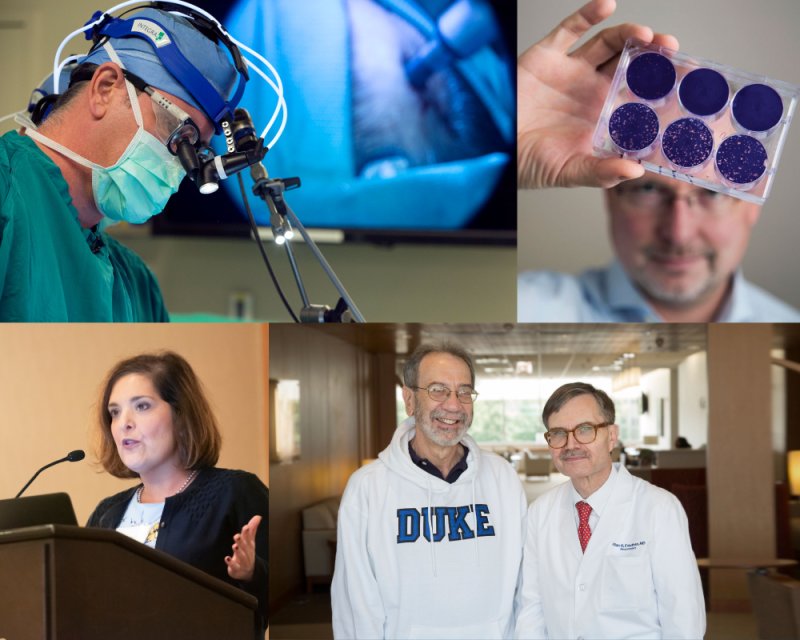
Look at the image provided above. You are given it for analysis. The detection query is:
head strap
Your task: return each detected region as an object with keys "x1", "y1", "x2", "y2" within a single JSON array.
[{"x1": 86, "y1": 9, "x2": 246, "y2": 133}]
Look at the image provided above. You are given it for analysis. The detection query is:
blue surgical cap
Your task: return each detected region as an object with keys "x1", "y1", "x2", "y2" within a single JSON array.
[{"x1": 80, "y1": 8, "x2": 238, "y2": 122}]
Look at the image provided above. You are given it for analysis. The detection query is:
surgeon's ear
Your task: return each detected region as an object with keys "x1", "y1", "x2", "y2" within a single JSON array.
[
  {"x1": 608, "y1": 423, "x2": 619, "y2": 453},
  {"x1": 87, "y1": 62, "x2": 128, "y2": 119},
  {"x1": 401, "y1": 386, "x2": 416, "y2": 417}
]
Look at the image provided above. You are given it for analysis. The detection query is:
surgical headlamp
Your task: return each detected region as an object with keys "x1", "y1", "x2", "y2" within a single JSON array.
[{"x1": 44, "y1": 0, "x2": 288, "y2": 194}]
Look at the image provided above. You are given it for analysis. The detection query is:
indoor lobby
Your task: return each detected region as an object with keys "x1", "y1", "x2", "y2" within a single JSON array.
[{"x1": 269, "y1": 322, "x2": 800, "y2": 639}]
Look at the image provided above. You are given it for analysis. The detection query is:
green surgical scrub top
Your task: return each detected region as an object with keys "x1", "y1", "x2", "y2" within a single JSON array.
[{"x1": 0, "y1": 131, "x2": 169, "y2": 322}]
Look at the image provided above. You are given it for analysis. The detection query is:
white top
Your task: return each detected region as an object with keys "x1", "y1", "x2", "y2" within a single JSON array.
[
  {"x1": 514, "y1": 463, "x2": 705, "y2": 639},
  {"x1": 331, "y1": 416, "x2": 527, "y2": 640},
  {"x1": 569, "y1": 463, "x2": 618, "y2": 534},
  {"x1": 116, "y1": 491, "x2": 165, "y2": 549}
]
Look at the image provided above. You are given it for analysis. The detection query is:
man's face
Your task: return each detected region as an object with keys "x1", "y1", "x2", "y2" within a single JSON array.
[
  {"x1": 402, "y1": 353, "x2": 474, "y2": 447},
  {"x1": 547, "y1": 394, "x2": 618, "y2": 481},
  {"x1": 606, "y1": 174, "x2": 760, "y2": 306}
]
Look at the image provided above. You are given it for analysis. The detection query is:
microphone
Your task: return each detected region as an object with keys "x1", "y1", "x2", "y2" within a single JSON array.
[{"x1": 15, "y1": 450, "x2": 85, "y2": 499}]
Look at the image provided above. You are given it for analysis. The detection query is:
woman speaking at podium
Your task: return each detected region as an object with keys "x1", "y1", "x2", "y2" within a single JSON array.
[{"x1": 85, "y1": 352, "x2": 269, "y2": 636}]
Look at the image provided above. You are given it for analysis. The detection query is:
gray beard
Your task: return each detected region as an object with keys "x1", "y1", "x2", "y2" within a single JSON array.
[
  {"x1": 414, "y1": 407, "x2": 472, "y2": 447},
  {"x1": 630, "y1": 255, "x2": 723, "y2": 306}
]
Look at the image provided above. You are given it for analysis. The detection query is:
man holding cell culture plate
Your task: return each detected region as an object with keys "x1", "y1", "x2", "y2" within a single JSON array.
[{"x1": 516, "y1": 0, "x2": 800, "y2": 323}]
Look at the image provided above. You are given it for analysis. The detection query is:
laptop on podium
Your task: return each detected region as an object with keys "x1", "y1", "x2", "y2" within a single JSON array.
[{"x1": 0, "y1": 492, "x2": 78, "y2": 530}]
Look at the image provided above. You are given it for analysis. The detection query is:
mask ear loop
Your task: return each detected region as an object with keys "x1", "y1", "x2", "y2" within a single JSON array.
[{"x1": 102, "y1": 41, "x2": 144, "y2": 129}]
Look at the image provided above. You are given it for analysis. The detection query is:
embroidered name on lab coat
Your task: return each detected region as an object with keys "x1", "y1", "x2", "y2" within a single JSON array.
[
  {"x1": 396, "y1": 504, "x2": 495, "y2": 543},
  {"x1": 612, "y1": 541, "x2": 647, "y2": 550}
]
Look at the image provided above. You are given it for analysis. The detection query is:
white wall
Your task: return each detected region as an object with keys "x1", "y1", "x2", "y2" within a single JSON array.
[
  {"x1": 678, "y1": 352, "x2": 709, "y2": 448},
  {"x1": 518, "y1": 0, "x2": 800, "y2": 310},
  {"x1": 639, "y1": 368, "x2": 672, "y2": 448}
]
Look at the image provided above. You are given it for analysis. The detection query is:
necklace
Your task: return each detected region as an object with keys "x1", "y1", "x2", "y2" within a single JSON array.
[{"x1": 137, "y1": 469, "x2": 198, "y2": 504}]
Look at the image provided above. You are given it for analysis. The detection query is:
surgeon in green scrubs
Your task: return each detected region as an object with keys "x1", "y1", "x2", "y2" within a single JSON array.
[{"x1": 0, "y1": 8, "x2": 239, "y2": 322}]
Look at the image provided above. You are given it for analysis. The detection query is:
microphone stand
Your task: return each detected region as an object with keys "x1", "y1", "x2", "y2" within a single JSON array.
[{"x1": 250, "y1": 172, "x2": 366, "y2": 323}]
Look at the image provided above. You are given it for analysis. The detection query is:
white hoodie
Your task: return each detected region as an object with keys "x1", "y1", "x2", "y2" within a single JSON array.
[{"x1": 332, "y1": 417, "x2": 527, "y2": 640}]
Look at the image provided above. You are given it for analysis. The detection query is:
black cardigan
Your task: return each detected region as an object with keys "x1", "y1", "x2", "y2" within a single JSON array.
[{"x1": 86, "y1": 467, "x2": 269, "y2": 637}]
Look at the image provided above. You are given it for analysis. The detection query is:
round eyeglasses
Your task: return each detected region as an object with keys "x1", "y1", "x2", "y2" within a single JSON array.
[
  {"x1": 614, "y1": 181, "x2": 733, "y2": 216},
  {"x1": 410, "y1": 385, "x2": 478, "y2": 404},
  {"x1": 545, "y1": 422, "x2": 611, "y2": 449}
]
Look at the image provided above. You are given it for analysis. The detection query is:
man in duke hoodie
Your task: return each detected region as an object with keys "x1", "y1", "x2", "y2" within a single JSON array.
[{"x1": 332, "y1": 341, "x2": 527, "y2": 639}]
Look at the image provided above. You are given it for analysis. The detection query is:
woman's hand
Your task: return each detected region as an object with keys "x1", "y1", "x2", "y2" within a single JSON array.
[
  {"x1": 518, "y1": 0, "x2": 679, "y2": 189},
  {"x1": 225, "y1": 515, "x2": 262, "y2": 582}
]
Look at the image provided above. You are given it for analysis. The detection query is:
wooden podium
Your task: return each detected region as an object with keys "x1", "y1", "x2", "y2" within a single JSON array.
[{"x1": 0, "y1": 525, "x2": 259, "y2": 640}]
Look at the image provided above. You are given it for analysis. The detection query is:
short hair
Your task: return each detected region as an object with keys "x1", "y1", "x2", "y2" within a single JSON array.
[
  {"x1": 403, "y1": 341, "x2": 475, "y2": 389},
  {"x1": 542, "y1": 382, "x2": 615, "y2": 429},
  {"x1": 93, "y1": 351, "x2": 222, "y2": 479},
  {"x1": 44, "y1": 62, "x2": 143, "y2": 122}
]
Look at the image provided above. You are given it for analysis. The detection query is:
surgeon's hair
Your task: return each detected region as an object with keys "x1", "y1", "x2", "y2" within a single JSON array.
[
  {"x1": 542, "y1": 382, "x2": 615, "y2": 429},
  {"x1": 92, "y1": 351, "x2": 222, "y2": 479},
  {"x1": 43, "y1": 62, "x2": 143, "y2": 123},
  {"x1": 403, "y1": 341, "x2": 475, "y2": 389}
]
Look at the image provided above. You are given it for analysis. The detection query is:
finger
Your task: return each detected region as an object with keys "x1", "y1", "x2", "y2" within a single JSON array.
[
  {"x1": 652, "y1": 33, "x2": 679, "y2": 52},
  {"x1": 590, "y1": 157, "x2": 646, "y2": 188},
  {"x1": 559, "y1": 155, "x2": 644, "y2": 189},
  {"x1": 538, "y1": 0, "x2": 617, "y2": 55},
  {"x1": 243, "y1": 516, "x2": 261, "y2": 541},
  {"x1": 571, "y1": 22, "x2": 653, "y2": 68}
]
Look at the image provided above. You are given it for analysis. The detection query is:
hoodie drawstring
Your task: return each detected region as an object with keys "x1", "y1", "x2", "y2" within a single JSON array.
[
  {"x1": 427, "y1": 475, "x2": 437, "y2": 577},
  {"x1": 471, "y1": 476, "x2": 479, "y2": 567}
]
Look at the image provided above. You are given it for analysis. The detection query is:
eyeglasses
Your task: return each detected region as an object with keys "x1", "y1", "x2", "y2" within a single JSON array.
[
  {"x1": 148, "y1": 91, "x2": 203, "y2": 153},
  {"x1": 117, "y1": 68, "x2": 204, "y2": 154},
  {"x1": 614, "y1": 181, "x2": 734, "y2": 216},
  {"x1": 545, "y1": 422, "x2": 611, "y2": 449},
  {"x1": 410, "y1": 385, "x2": 479, "y2": 404}
]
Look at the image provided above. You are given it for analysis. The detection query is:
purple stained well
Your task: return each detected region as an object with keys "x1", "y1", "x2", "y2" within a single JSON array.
[
  {"x1": 662, "y1": 118, "x2": 714, "y2": 169},
  {"x1": 716, "y1": 134, "x2": 768, "y2": 185},
  {"x1": 626, "y1": 52, "x2": 677, "y2": 101},
  {"x1": 609, "y1": 102, "x2": 660, "y2": 153},
  {"x1": 732, "y1": 84, "x2": 784, "y2": 133},
  {"x1": 679, "y1": 68, "x2": 730, "y2": 117}
]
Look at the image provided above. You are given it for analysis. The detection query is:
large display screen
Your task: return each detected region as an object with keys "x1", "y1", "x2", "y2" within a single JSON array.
[{"x1": 154, "y1": 0, "x2": 516, "y2": 244}]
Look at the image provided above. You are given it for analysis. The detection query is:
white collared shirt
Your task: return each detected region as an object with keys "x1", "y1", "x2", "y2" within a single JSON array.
[{"x1": 570, "y1": 463, "x2": 618, "y2": 536}]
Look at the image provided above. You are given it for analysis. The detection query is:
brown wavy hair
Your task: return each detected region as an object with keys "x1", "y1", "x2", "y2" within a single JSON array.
[{"x1": 93, "y1": 351, "x2": 222, "y2": 479}]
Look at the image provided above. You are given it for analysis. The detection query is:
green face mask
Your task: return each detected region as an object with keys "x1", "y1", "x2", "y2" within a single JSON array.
[{"x1": 24, "y1": 43, "x2": 186, "y2": 225}]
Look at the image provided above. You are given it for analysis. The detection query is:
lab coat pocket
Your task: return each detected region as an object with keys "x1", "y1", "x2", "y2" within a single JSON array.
[
  {"x1": 600, "y1": 554, "x2": 652, "y2": 611},
  {"x1": 408, "y1": 619, "x2": 502, "y2": 639}
]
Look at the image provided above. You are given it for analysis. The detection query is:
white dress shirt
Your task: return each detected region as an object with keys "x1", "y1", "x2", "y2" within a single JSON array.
[{"x1": 570, "y1": 464, "x2": 618, "y2": 535}]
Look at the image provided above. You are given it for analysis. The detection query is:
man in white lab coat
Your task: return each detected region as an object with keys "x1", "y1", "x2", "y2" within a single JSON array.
[{"x1": 514, "y1": 382, "x2": 705, "y2": 639}]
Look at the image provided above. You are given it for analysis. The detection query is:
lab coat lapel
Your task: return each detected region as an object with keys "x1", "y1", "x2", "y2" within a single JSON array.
[
  {"x1": 582, "y1": 465, "x2": 634, "y2": 564},
  {"x1": 558, "y1": 483, "x2": 583, "y2": 562}
]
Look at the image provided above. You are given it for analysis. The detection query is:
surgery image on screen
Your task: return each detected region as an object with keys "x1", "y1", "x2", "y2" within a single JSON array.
[{"x1": 155, "y1": 0, "x2": 516, "y2": 242}]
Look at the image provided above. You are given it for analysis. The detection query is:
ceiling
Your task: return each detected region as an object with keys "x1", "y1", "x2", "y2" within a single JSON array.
[{"x1": 307, "y1": 323, "x2": 711, "y2": 379}]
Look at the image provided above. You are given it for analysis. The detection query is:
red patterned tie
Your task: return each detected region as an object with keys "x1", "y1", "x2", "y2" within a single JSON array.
[{"x1": 576, "y1": 501, "x2": 592, "y2": 553}]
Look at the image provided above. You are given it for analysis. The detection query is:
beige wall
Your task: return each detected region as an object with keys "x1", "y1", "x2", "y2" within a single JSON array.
[
  {"x1": 269, "y1": 324, "x2": 373, "y2": 607},
  {"x1": 707, "y1": 324, "x2": 774, "y2": 610},
  {"x1": 0, "y1": 324, "x2": 266, "y2": 525}
]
